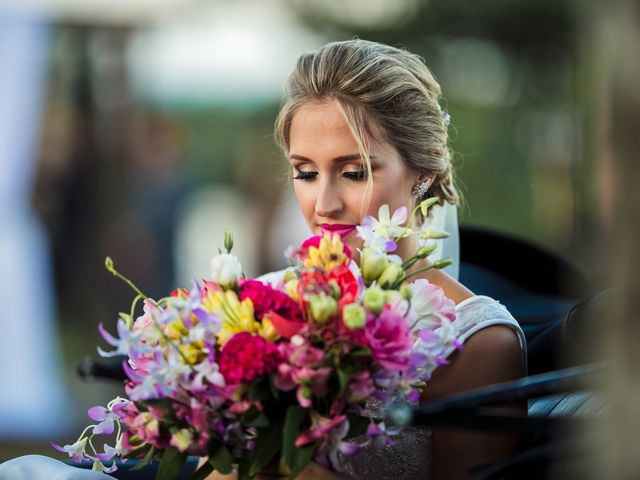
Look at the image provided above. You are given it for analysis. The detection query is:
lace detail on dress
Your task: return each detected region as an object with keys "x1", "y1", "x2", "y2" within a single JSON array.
[
  {"x1": 337, "y1": 428, "x2": 432, "y2": 479},
  {"x1": 337, "y1": 295, "x2": 526, "y2": 479}
]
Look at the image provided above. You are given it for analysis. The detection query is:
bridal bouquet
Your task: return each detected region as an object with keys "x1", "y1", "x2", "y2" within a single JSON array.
[{"x1": 53, "y1": 199, "x2": 459, "y2": 479}]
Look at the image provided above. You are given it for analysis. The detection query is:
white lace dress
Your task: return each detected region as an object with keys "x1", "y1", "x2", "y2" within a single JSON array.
[{"x1": 336, "y1": 295, "x2": 527, "y2": 480}]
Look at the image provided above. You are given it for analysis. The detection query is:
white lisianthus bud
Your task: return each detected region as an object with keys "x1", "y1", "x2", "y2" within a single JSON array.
[
  {"x1": 210, "y1": 254, "x2": 242, "y2": 288},
  {"x1": 363, "y1": 286, "x2": 386, "y2": 314},
  {"x1": 400, "y1": 283, "x2": 412, "y2": 300},
  {"x1": 309, "y1": 294, "x2": 338, "y2": 324},
  {"x1": 378, "y1": 262, "x2": 404, "y2": 289},
  {"x1": 361, "y1": 248, "x2": 389, "y2": 285},
  {"x1": 343, "y1": 304, "x2": 367, "y2": 330}
]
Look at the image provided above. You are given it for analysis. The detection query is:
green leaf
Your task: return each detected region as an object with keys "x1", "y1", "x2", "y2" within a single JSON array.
[
  {"x1": 249, "y1": 422, "x2": 283, "y2": 476},
  {"x1": 248, "y1": 379, "x2": 272, "y2": 402},
  {"x1": 268, "y1": 374, "x2": 280, "y2": 400},
  {"x1": 241, "y1": 405, "x2": 270, "y2": 428},
  {"x1": 348, "y1": 346, "x2": 371, "y2": 358},
  {"x1": 123, "y1": 443, "x2": 152, "y2": 460},
  {"x1": 189, "y1": 461, "x2": 213, "y2": 480},
  {"x1": 129, "y1": 446, "x2": 156, "y2": 471},
  {"x1": 281, "y1": 406, "x2": 307, "y2": 468},
  {"x1": 156, "y1": 447, "x2": 187, "y2": 480},
  {"x1": 287, "y1": 444, "x2": 314, "y2": 480},
  {"x1": 237, "y1": 456, "x2": 251, "y2": 480},
  {"x1": 209, "y1": 441, "x2": 233, "y2": 474},
  {"x1": 337, "y1": 368, "x2": 349, "y2": 397}
]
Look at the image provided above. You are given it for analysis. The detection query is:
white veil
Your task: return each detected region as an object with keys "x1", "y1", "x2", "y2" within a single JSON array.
[{"x1": 419, "y1": 201, "x2": 460, "y2": 280}]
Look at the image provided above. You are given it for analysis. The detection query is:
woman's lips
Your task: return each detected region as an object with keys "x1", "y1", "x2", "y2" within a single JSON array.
[{"x1": 319, "y1": 223, "x2": 357, "y2": 238}]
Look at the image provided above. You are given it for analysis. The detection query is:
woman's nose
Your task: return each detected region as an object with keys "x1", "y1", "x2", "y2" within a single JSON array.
[{"x1": 315, "y1": 179, "x2": 343, "y2": 218}]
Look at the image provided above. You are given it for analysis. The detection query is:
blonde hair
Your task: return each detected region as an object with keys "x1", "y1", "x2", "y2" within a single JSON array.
[{"x1": 275, "y1": 39, "x2": 459, "y2": 218}]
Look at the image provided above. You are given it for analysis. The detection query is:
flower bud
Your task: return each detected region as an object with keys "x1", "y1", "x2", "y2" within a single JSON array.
[
  {"x1": 378, "y1": 262, "x2": 404, "y2": 289},
  {"x1": 400, "y1": 283, "x2": 412, "y2": 301},
  {"x1": 415, "y1": 243, "x2": 437, "y2": 259},
  {"x1": 328, "y1": 279, "x2": 341, "y2": 299},
  {"x1": 343, "y1": 304, "x2": 367, "y2": 330},
  {"x1": 385, "y1": 290, "x2": 400, "y2": 303},
  {"x1": 210, "y1": 253, "x2": 243, "y2": 288},
  {"x1": 432, "y1": 258, "x2": 453, "y2": 270},
  {"x1": 419, "y1": 227, "x2": 449, "y2": 240},
  {"x1": 224, "y1": 229, "x2": 234, "y2": 253},
  {"x1": 363, "y1": 286, "x2": 386, "y2": 314},
  {"x1": 419, "y1": 197, "x2": 440, "y2": 217},
  {"x1": 361, "y1": 248, "x2": 388, "y2": 285},
  {"x1": 309, "y1": 294, "x2": 338, "y2": 324}
]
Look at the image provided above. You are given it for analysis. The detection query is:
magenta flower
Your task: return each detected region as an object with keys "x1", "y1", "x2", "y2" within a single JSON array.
[
  {"x1": 219, "y1": 332, "x2": 280, "y2": 384},
  {"x1": 361, "y1": 308, "x2": 413, "y2": 371},
  {"x1": 239, "y1": 279, "x2": 303, "y2": 322}
]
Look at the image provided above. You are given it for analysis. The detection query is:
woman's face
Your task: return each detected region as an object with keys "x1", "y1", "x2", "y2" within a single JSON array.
[{"x1": 288, "y1": 100, "x2": 421, "y2": 256}]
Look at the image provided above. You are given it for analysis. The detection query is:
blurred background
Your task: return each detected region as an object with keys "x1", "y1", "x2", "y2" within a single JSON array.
[{"x1": 0, "y1": 0, "x2": 631, "y2": 465}]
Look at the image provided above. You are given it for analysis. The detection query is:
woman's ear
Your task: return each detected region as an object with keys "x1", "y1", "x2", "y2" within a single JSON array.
[{"x1": 412, "y1": 173, "x2": 436, "y2": 194}]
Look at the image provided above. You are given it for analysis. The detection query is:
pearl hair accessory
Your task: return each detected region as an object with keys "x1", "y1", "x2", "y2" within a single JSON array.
[{"x1": 412, "y1": 178, "x2": 432, "y2": 198}]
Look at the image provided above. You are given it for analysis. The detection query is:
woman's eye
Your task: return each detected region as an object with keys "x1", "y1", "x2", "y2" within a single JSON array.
[
  {"x1": 293, "y1": 170, "x2": 317, "y2": 181},
  {"x1": 343, "y1": 170, "x2": 368, "y2": 181}
]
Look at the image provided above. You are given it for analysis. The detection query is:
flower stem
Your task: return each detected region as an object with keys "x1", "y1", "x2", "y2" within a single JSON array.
[{"x1": 105, "y1": 257, "x2": 148, "y2": 299}]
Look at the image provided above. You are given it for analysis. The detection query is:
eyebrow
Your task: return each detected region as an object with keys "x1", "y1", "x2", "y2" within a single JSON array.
[{"x1": 289, "y1": 154, "x2": 376, "y2": 163}]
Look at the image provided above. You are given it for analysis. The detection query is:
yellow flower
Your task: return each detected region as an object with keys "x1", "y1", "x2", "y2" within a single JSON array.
[
  {"x1": 284, "y1": 279, "x2": 300, "y2": 302},
  {"x1": 203, "y1": 289, "x2": 260, "y2": 346},
  {"x1": 164, "y1": 317, "x2": 189, "y2": 340},
  {"x1": 258, "y1": 315, "x2": 280, "y2": 343},
  {"x1": 179, "y1": 341, "x2": 207, "y2": 365},
  {"x1": 304, "y1": 233, "x2": 349, "y2": 271}
]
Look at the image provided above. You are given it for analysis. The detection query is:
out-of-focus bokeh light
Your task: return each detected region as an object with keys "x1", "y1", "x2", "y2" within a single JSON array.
[{"x1": 127, "y1": 2, "x2": 324, "y2": 107}]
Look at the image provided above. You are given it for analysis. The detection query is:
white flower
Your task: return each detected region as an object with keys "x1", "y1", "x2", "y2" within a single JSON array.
[
  {"x1": 192, "y1": 358, "x2": 226, "y2": 391},
  {"x1": 210, "y1": 253, "x2": 242, "y2": 287},
  {"x1": 407, "y1": 279, "x2": 455, "y2": 330},
  {"x1": 51, "y1": 437, "x2": 88, "y2": 463},
  {"x1": 356, "y1": 205, "x2": 409, "y2": 253}
]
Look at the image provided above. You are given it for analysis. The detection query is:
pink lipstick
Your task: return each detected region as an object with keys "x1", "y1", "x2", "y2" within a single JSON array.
[{"x1": 319, "y1": 223, "x2": 356, "y2": 238}]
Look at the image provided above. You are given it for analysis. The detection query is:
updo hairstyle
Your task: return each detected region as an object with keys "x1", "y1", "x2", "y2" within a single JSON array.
[{"x1": 275, "y1": 39, "x2": 458, "y2": 218}]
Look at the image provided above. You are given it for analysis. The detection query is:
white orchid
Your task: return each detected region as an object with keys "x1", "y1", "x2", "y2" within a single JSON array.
[{"x1": 357, "y1": 205, "x2": 409, "y2": 253}]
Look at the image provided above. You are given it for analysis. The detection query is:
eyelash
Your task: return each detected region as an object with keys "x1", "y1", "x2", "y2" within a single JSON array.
[
  {"x1": 292, "y1": 169, "x2": 369, "y2": 182},
  {"x1": 293, "y1": 170, "x2": 317, "y2": 181},
  {"x1": 343, "y1": 170, "x2": 368, "y2": 181}
]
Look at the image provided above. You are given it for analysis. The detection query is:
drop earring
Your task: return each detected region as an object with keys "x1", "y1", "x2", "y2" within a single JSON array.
[{"x1": 411, "y1": 179, "x2": 432, "y2": 198}]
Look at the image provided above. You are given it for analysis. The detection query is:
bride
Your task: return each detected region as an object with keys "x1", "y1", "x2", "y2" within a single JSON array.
[
  {"x1": 0, "y1": 39, "x2": 525, "y2": 480},
  {"x1": 211, "y1": 39, "x2": 526, "y2": 480}
]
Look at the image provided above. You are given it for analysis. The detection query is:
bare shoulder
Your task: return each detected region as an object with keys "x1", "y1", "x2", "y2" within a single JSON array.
[{"x1": 422, "y1": 324, "x2": 525, "y2": 401}]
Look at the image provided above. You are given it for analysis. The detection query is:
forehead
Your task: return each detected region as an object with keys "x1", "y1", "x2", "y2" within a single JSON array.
[
  {"x1": 289, "y1": 101, "x2": 358, "y2": 152},
  {"x1": 289, "y1": 101, "x2": 395, "y2": 158}
]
